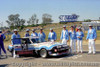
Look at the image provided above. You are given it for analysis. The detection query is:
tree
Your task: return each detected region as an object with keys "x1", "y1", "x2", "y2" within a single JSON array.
[
  {"x1": 20, "y1": 19, "x2": 25, "y2": 26},
  {"x1": 27, "y1": 14, "x2": 37, "y2": 25},
  {"x1": 27, "y1": 20, "x2": 31, "y2": 25},
  {"x1": 36, "y1": 19, "x2": 39, "y2": 25},
  {"x1": 42, "y1": 13, "x2": 52, "y2": 24},
  {"x1": 6, "y1": 14, "x2": 25, "y2": 28}
]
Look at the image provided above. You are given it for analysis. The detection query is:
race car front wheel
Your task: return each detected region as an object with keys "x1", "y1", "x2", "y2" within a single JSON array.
[{"x1": 40, "y1": 49, "x2": 48, "y2": 58}]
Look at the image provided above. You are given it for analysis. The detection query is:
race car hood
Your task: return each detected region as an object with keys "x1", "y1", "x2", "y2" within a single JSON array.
[
  {"x1": 33, "y1": 42, "x2": 63, "y2": 47},
  {"x1": 33, "y1": 42, "x2": 67, "y2": 50}
]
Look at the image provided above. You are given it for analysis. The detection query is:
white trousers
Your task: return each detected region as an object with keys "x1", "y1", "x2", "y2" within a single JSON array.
[
  {"x1": 13, "y1": 50, "x2": 19, "y2": 58},
  {"x1": 62, "y1": 39, "x2": 67, "y2": 45},
  {"x1": 77, "y1": 40, "x2": 83, "y2": 53},
  {"x1": 70, "y1": 39, "x2": 76, "y2": 53},
  {"x1": 88, "y1": 39, "x2": 96, "y2": 54}
]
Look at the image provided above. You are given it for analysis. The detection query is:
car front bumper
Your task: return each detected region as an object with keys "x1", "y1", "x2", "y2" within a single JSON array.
[{"x1": 48, "y1": 50, "x2": 69, "y2": 56}]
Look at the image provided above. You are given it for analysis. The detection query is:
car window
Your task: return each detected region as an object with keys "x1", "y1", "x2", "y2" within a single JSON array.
[
  {"x1": 31, "y1": 39, "x2": 37, "y2": 43},
  {"x1": 21, "y1": 39, "x2": 31, "y2": 44}
]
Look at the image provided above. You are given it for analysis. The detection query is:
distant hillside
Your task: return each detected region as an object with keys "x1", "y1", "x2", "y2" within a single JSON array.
[{"x1": 23, "y1": 22, "x2": 82, "y2": 31}]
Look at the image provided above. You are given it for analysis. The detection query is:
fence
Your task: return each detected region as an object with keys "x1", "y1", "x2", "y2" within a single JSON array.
[{"x1": 82, "y1": 22, "x2": 100, "y2": 30}]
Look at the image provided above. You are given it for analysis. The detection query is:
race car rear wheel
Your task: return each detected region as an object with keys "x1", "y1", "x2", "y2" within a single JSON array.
[{"x1": 40, "y1": 49, "x2": 48, "y2": 58}]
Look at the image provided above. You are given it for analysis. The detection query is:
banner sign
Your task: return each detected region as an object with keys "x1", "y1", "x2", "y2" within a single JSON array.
[{"x1": 59, "y1": 14, "x2": 79, "y2": 22}]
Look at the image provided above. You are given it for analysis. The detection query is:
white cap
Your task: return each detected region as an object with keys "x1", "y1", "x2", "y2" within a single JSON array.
[
  {"x1": 63, "y1": 25, "x2": 66, "y2": 27},
  {"x1": 26, "y1": 29, "x2": 30, "y2": 31},
  {"x1": 50, "y1": 28, "x2": 53, "y2": 30},
  {"x1": 13, "y1": 29, "x2": 18, "y2": 32},
  {"x1": 89, "y1": 24, "x2": 93, "y2": 27},
  {"x1": 40, "y1": 28, "x2": 43, "y2": 30}
]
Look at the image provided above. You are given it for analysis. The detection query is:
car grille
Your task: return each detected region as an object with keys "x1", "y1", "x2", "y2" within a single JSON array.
[{"x1": 51, "y1": 46, "x2": 69, "y2": 53}]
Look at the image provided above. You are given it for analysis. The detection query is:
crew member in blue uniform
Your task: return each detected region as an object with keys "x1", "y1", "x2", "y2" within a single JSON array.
[
  {"x1": 38, "y1": 28, "x2": 46, "y2": 42},
  {"x1": 60, "y1": 25, "x2": 69, "y2": 44},
  {"x1": 69, "y1": 26, "x2": 77, "y2": 53},
  {"x1": 11, "y1": 29, "x2": 21, "y2": 45},
  {"x1": 31, "y1": 29, "x2": 38, "y2": 37},
  {"x1": 48, "y1": 28, "x2": 57, "y2": 42},
  {"x1": 76, "y1": 27, "x2": 84, "y2": 53},
  {"x1": 31, "y1": 29, "x2": 38, "y2": 42},
  {"x1": 86, "y1": 25, "x2": 97, "y2": 54},
  {"x1": 11, "y1": 29, "x2": 21, "y2": 58},
  {"x1": 0, "y1": 30, "x2": 7, "y2": 58},
  {"x1": 25, "y1": 29, "x2": 30, "y2": 37}
]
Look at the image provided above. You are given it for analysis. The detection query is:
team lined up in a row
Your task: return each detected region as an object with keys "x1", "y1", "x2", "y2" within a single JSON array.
[
  {"x1": 0, "y1": 24, "x2": 97, "y2": 58},
  {"x1": 12, "y1": 25, "x2": 96, "y2": 54}
]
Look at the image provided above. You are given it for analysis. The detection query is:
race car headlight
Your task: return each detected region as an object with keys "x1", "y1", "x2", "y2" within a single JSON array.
[{"x1": 54, "y1": 49, "x2": 57, "y2": 52}]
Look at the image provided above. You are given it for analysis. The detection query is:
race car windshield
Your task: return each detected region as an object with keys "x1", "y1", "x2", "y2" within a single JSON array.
[
  {"x1": 21, "y1": 38, "x2": 37, "y2": 44},
  {"x1": 31, "y1": 39, "x2": 37, "y2": 43}
]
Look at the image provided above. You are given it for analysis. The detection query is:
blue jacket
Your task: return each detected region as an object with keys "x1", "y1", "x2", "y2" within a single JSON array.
[
  {"x1": 76, "y1": 31, "x2": 84, "y2": 40},
  {"x1": 69, "y1": 30, "x2": 77, "y2": 40},
  {"x1": 31, "y1": 32, "x2": 38, "y2": 42},
  {"x1": 25, "y1": 33, "x2": 30, "y2": 37},
  {"x1": 31, "y1": 32, "x2": 38, "y2": 37},
  {"x1": 38, "y1": 32, "x2": 46, "y2": 42},
  {"x1": 48, "y1": 31, "x2": 57, "y2": 41},
  {"x1": 60, "y1": 30, "x2": 69, "y2": 40},
  {"x1": 0, "y1": 33, "x2": 6, "y2": 44},
  {"x1": 86, "y1": 28, "x2": 97, "y2": 40},
  {"x1": 11, "y1": 33, "x2": 21, "y2": 45}
]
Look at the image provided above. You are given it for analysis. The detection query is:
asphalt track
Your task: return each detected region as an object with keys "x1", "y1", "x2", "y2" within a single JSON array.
[{"x1": 0, "y1": 44, "x2": 100, "y2": 67}]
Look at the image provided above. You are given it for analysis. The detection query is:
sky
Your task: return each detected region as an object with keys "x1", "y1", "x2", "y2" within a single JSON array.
[{"x1": 0, "y1": 0, "x2": 100, "y2": 27}]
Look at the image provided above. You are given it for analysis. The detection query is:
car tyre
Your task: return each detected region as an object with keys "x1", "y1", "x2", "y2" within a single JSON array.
[{"x1": 40, "y1": 49, "x2": 48, "y2": 58}]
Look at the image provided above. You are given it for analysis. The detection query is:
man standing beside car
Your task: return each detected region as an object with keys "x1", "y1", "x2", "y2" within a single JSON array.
[
  {"x1": 25, "y1": 29, "x2": 30, "y2": 37},
  {"x1": 31, "y1": 29, "x2": 38, "y2": 37},
  {"x1": 11, "y1": 29, "x2": 21, "y2": 58},
  {"x1": 86, "y1": 24, "x2": 97, "y2": 54},
  {"x1": 60, "y1": 25, "x2": 69, "y2": 45},
  {"x1": 0, "y1": 30, "x2": 7, "y2": 58},
  {"x1": 48, "y1": 28, "x2": 57, "y2": 42},
  {"x1": 31, "y1": 29, "x2": 38, "y2": 42},
  {"x1": 69, "y1": 26, "x2": 77, "y2": 54},
  {"x1": 38, "y1": 28, "x2": 46, "y2": 42},
  {"x1": 11, "y1": 29, "x2": 21, "y2": 45},
  {"x1": 76, "y1": 27, "x2": 84, "y2": 53}
]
